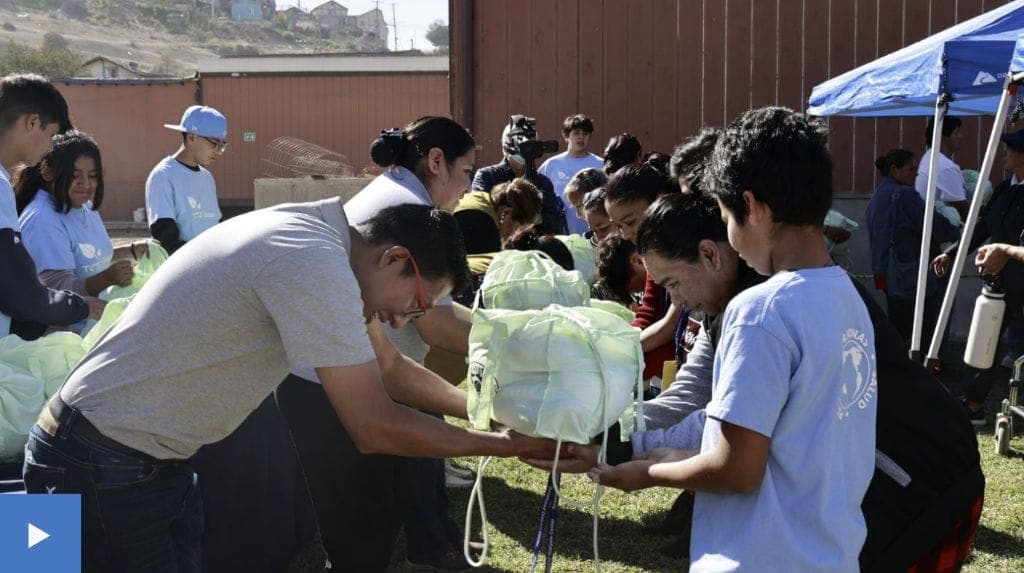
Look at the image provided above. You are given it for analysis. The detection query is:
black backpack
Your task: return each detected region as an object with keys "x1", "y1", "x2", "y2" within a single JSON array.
[{"x1": 852, "y1": 279, "x2": 984, "y2": 571}]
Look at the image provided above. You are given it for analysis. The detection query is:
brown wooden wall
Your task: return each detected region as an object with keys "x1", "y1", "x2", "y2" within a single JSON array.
[
  {"x1": 56, "y1": 80, "x2": 200, "y2": 220},
  {"x1": 451, "y1": 0, "x2": 1015, "y2": 194},
  {"x1": 201, "y1": 73, "x2": 451, "y2": 202}
]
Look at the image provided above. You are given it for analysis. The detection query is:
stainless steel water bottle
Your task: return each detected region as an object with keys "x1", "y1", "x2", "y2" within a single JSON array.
[{"x1": 964, "y1": 279, "x2": 1006, "y2": 369}]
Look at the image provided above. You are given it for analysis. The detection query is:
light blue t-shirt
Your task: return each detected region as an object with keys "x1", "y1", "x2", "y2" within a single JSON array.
[
  {"x1": 145, "y1": 156, "x2": 221, "y2": 242},
  {"x1": 19, "y1": 190, "x2": 114, "y2": 280},
  {"x1": 691, "y1": 266, "x2": 877, "y2": 573},
  {"x1": 538, "y1": 151, "x2": 604, "y2": 235},
  {"x1": 0, "y1": 165, "x2": 15, "y2": 336}
]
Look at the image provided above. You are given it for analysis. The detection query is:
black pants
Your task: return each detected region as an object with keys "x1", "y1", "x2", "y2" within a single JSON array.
[
  {"x1": 276, "y1": 375, "x2": 463, "y2": 568},
  {"x1": 276, "y1": 374, "x2": 404, "y2": 572},
  {"x1": 886, "y1": 292, "x2": 942, "y2": 352},
  {"x1": 191, "y1": 394, "x2": 317, "y2": 573}
]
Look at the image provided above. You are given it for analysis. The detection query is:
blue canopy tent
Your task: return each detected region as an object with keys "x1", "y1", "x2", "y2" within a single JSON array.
[
  {"x1": 809, "y1": 0, "x2": 1024, "y2": 117},
  {"x1": 808, "y1": 0, "x2": 1024, "y2": 365}
]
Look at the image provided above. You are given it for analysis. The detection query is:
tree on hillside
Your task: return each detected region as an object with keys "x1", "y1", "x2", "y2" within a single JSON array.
[
  {"x1": 425, "y1": 20, "x2": 448, "y2": 53},
  {"x1": 0, "y1": 41, "x2": 82, "y2": 79},
  {"x1": 41, "y1": 32, "x2": 69, "y2": 51}
]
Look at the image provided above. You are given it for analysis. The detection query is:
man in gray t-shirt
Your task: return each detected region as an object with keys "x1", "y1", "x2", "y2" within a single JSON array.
[{"x1": 25, "y1": 200, "x2": 558, "y2": 572}]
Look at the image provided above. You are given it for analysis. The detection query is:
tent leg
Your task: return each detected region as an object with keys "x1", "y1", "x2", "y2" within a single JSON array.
[
  {"x1": 925, "y1": 79, "x2": 1016, "y2": 365},
  {"x1": 911, "y1": 100, "x2": 947, "y2": 361}
]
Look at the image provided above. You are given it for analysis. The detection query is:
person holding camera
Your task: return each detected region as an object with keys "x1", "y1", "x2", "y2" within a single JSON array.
[{"x1": 471, "y1": 115, "x2": 567, "y2": 235}]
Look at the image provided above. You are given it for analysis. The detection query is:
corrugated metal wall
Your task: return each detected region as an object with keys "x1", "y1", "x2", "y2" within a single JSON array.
[
  {"x1": 201, "y1": 73, "x2": 451, "y2": 202},
  {"x1": 57, "y1": 80, "x2": 199, "y2": 220},
  {"x1": 451, "y1": 0, "x2": 1015, "y2": 194}
]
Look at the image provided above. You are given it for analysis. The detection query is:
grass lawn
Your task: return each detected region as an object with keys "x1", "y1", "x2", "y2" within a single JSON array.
[{"x1": 378, "y1": 369, "x2": 1024, "y2": 572}]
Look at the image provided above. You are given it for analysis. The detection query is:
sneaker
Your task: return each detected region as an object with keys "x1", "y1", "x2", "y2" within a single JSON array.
[
  {"x1": 445, "y1": 471, "x2": 474, "y2": 488},
  {"x1": 643, "y1": 386, "x2": 662, "y2": 401},
  {"x1": 445, "y1": 459, "x2": 474, "y2": 479},
  {"x1": 406, "y1": 549, "x2": 473, "y2": 571},
  {"x1": 963, "y1": 401, "x2": 987, "y2": 427}
]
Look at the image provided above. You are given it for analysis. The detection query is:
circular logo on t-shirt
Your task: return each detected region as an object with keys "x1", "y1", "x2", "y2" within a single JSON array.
[{"x1": 837, "y1": 329, "x2": 877, "y2": 419}]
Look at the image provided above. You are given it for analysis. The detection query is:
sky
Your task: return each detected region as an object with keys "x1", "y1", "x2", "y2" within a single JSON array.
[{"x1": 276, "y1": 0, "x2": 449, "y2": 51}]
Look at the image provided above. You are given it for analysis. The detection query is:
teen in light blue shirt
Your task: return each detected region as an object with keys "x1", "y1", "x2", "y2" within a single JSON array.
[
  {"x1": 538, "y1": 114, "x2": 604, "y2": 234},
  {"x1": 16, "y1": 131, "x2": 142, "y2": 302},
  {"x1": 584, "y1": 108, "x2": 877, "y2": 572},
  {"x1": 146, "y1": 105, "x2": 227, "y2": 253}
]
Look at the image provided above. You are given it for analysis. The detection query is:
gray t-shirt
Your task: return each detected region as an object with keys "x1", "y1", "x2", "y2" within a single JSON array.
[
  {"x1": 61, "y1": 198, "x2": 376, "y2": 459},
  {"x1": 293, "y1": 167, "x2": 450, "y2": 383}
]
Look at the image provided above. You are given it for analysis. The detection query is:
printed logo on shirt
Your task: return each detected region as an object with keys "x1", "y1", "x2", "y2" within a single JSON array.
[
  {"x1": 469, "y1": 361, "x2": 485, "y2": 393},
  {"x1": 557, "y1": 171, "x2": 569, "y2": 182},
  {"x1": 187, "y1": 196, "x2": 201, "y2": 210},
  {"x1": 837, "y1": 329, "x2": 877, "y2": 420},
  {"x1": 77, "y1": 243, "x2": 99, "y2": 259}
]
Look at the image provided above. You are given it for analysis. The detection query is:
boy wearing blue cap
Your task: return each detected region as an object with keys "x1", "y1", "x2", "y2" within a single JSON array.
[{"x1": 145, "y1": 105, "x2": 227, "y2": 254}]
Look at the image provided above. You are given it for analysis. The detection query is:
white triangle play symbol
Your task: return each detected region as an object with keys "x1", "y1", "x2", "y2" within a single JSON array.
[{"x1": 27, "y1": 523, "x2": 50, "y2": 549}]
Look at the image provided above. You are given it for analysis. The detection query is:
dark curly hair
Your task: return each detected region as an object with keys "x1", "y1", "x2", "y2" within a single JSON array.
[
  {"x1": 707, "y1": 106, "x2": 832, "y2": 226},
  {"x1": 594, "y1": 235, "x2": 640, "y2": 307}
]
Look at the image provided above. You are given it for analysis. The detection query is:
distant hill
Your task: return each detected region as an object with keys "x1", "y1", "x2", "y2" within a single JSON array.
[{"x1": 0, "y1": 0, "x2": 389, "y2": 76}]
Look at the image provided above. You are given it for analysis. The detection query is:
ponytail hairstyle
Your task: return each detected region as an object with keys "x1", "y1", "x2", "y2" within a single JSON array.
[
  {"x1": 369, "y1": 116, "x2": 475, "y2": 184},
  {"x1": 503, "y1": 227, "x2": 575, "y2": 271},
  {"x1": 874, "y1": 148, "x2": 915, "y2": 178},
  {"x1": 15, "y1": 130, "x2": 103, "y2": 214},
  {"x1": 490, "y1": 177, "x2": 543, "y2": 226}
]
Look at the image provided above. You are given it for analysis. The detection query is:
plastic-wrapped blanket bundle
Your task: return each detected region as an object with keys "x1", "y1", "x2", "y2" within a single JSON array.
[
  {"x1": 0, "y1": 332, "x2": 85, "y2": 459},
  {"x1": 99, "y1": 240, "x2": 168, "y2": 301},
  {"x1": 463, "y1": 304, "x2": 644, "y2": 570},
  {"x1": 555, "y1": 234, "x2": 599, "y2": 286},
  {"x1": 466, "y1": 305, "x2": 643, "y2": 442},
  {"x1": 478, "y1": 250, "x2": 590, "y2": 311}
]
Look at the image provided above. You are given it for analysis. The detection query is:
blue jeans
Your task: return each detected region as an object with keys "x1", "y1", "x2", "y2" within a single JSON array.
[{"x1": 23, "y1": 421, "x2": 203, "y2": 572}]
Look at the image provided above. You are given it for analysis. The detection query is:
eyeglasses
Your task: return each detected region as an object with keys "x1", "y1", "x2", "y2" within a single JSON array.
[
  {"x1": 202, "y1": 136, "x2": 229, "y2": 152},
  {"x1": 402, "y1": 254, "x2": 429, "y2": 320}
]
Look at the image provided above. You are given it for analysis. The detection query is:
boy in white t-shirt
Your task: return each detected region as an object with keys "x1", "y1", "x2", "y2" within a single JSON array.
[
  {"x1": 145, "y1": 105, "x2": 227, "y2": 254},
  {"x1": 587, "y1": 107, "x2": 878, "y2": 572},
  {"x1": 538, "y1": 114, "x2": 604, "y2": 234}
]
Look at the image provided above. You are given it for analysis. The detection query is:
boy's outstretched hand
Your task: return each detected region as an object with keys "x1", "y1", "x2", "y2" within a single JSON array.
[
  {"x1": 587, "y1": 461, "x2": 656, "y2": 491},
  {"x1": 587, "y1": 448, "x2": 699, "y2": 492},
  {"x1": 519, "y1": 443, "x2": 599, "y2": 473}
]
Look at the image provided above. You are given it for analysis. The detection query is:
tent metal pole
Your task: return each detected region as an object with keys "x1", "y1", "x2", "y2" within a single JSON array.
[
  {"x1": 911, "y1": 100, "x2": 947, "y2": 362},
  {"x1": 926, "y1": 78, "x2": 1016, "y2": 365}
]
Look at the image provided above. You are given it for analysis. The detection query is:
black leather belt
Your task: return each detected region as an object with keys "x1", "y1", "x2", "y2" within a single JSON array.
[{"x1": 37, "y1": 395, "x2": 170, "y2": 463}]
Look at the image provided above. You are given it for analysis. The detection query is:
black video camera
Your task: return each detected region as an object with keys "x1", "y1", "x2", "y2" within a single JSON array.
[{"x1": 506, "y1": 115, "x2": 559, "y2": 173}]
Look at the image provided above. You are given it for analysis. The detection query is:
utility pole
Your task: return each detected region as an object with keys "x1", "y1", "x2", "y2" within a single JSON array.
[{"x1": 390, "y1": 2, "x2": 398, "y2": 51}]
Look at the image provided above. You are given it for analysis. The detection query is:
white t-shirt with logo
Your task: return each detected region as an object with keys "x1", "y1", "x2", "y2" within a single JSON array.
[
  {"x1": 691, "y1": 266, "x2": 877, "y2": 572},
  {"x1": 145, "y1": 156, "x2": 221, "y2": 242},
  {"x1": 538, "y1": 151, "x2": 604, "y2": 235},
  {"x1": 19, "y1": 190, "x2": 114, "y2": 280}
]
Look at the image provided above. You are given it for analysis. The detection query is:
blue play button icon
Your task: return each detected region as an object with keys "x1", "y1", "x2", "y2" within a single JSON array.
[{"x1": 0, "y1": 494, "x2": 80, "y2": 572}]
